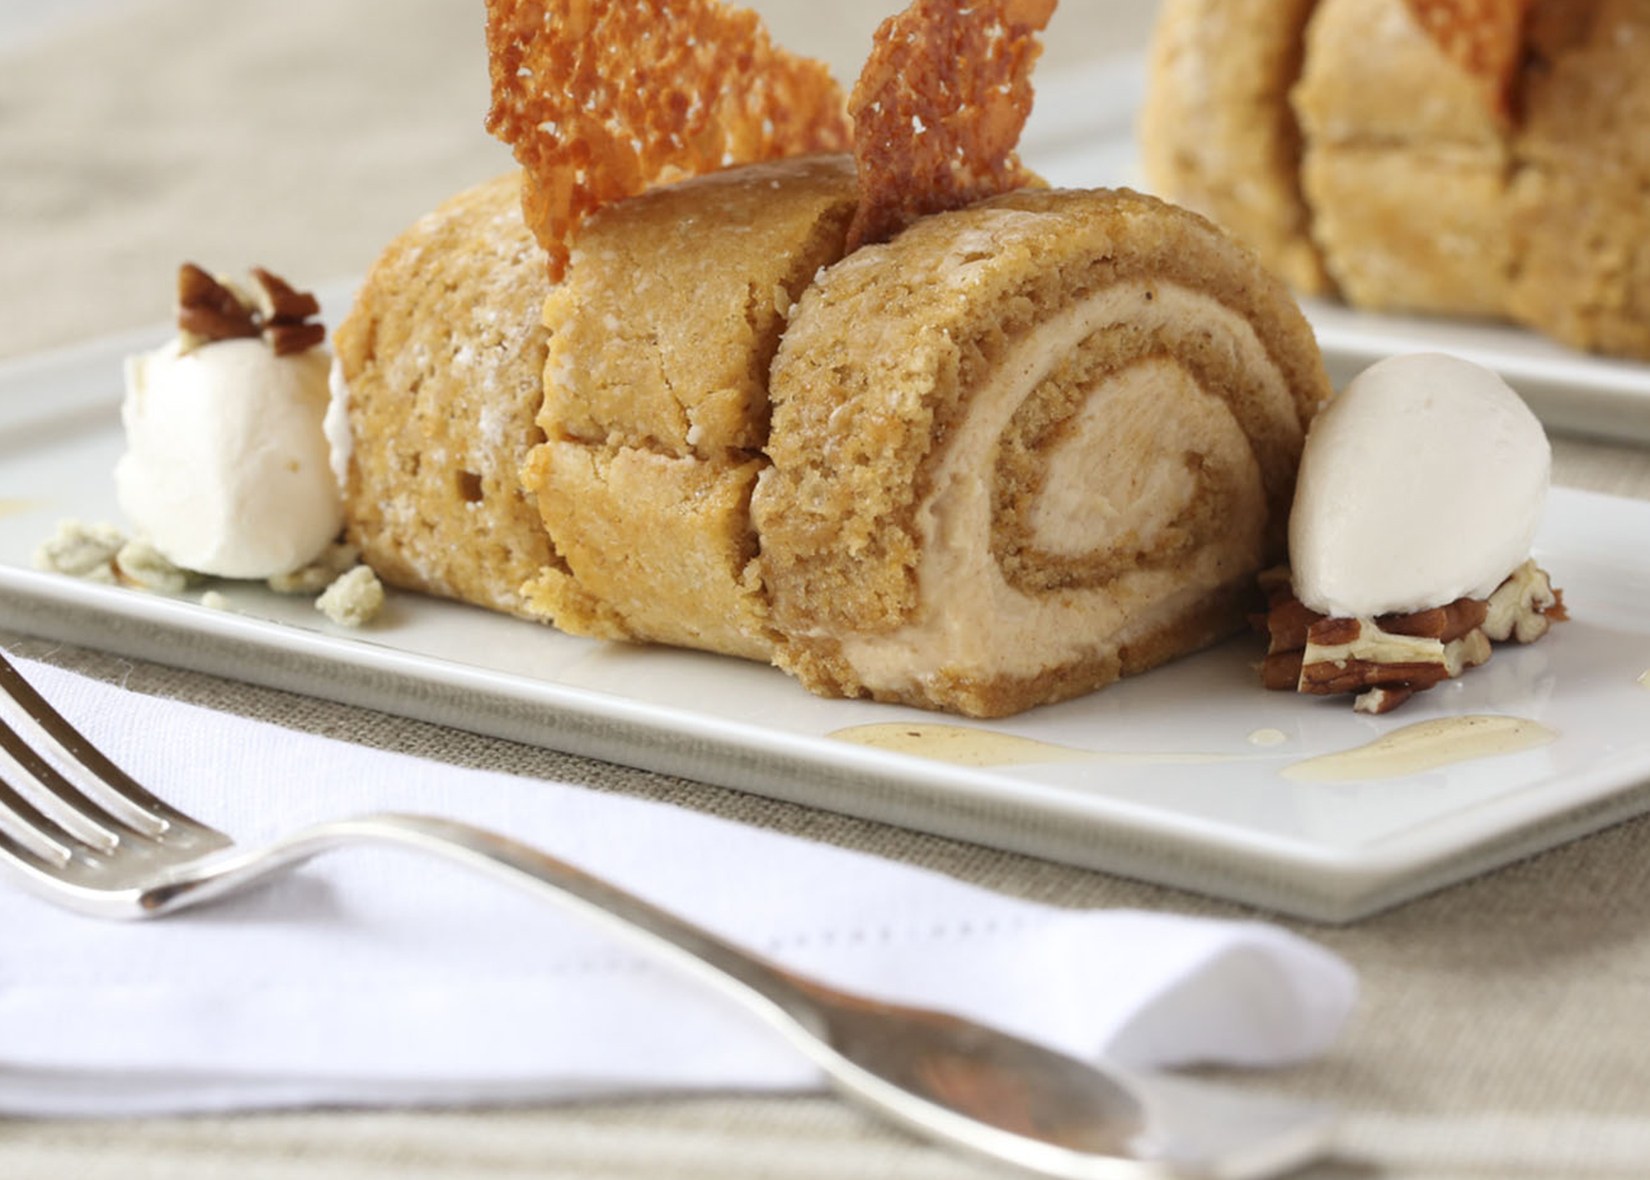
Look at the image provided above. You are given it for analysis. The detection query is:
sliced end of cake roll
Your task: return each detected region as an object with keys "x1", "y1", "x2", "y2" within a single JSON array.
[
  {"x1": 1508, "y1": 0, "x2": 1650, "y2": 360},
  {"x1": 331, "y1": 172, "x2": 559, "y2": 619},
  {"x1": 752, "y1": 188, "x2": 1331, "y2": 718},
  {"x1": 1292, "y1": 0, "x2": 1514, "y2": 317},
  {"x1": 1141, "y1": 0, "x2": 1332, "y2": 297},
  {"x1": 521, "y1": 154, "x2": 860, "y2": 659}
]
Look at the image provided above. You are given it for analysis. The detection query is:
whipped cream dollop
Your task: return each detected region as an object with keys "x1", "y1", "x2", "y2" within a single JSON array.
[
  {"x1": 115, "y1": 337, "x2": 343, "y2": 579},
  {"x1": 1289, "y1": 353, "x2": 1550, "y2": 618}
]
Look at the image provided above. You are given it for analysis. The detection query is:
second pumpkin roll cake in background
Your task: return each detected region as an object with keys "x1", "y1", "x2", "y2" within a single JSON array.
[
  {"x1": 1142, "y1": 0, "x2": 1650, "y2": 359},
  {"x1": 1510, "y1": 0, "x2": 1650, "y2": 359},
  {"x1": 1291, "y1": 0, "x2": 1516, "y2": 318}
]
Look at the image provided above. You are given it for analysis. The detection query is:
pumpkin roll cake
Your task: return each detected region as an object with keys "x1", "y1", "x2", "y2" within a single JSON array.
[
  {"x1": 753, "y1": 188, "x2": 1331, "y2": 717},
  {"x1": 331, "y1": 172, "x2": 558, "y2": 618},
  {"x1": 309, "y1": 1, "x2": 1343, "y2": 718},
  {"x1": 334, "y1": 167, "x2": 1329, "y2": 717}
]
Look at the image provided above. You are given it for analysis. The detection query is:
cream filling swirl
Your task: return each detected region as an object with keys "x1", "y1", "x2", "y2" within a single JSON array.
[{"x1": 828, "y1": 281, "x2": 1293, "y2": 692}]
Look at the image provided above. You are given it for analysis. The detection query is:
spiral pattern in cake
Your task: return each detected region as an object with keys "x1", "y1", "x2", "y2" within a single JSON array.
[{"x1": 752, "y1": 188, "x2": 1330, "y2": 717}]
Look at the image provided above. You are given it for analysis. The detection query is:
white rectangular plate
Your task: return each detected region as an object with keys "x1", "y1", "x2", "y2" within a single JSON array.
[{"x1": 3, "y1": 292, "x2": 1650, "y2": 923}]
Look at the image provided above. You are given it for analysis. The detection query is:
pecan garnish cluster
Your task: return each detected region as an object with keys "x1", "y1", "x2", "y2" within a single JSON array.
[
  {"x1": 176, "y1": 264, "x2": 324, "y2": 357},
  {"x1": 1257, "y1": 560, "x2": 1566, "y2": 714}
]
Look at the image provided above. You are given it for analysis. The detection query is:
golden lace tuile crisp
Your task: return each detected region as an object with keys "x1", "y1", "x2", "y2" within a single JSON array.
[
  {"x1": 484, "y1": 0, "x2": 852, "y2": 281},
  {"x1": 846, "y1": 0, "x2": 1057, "y2": 252},
  {"x1": 1404, "y1": 0, "x2": 1534, "y2": 117}
]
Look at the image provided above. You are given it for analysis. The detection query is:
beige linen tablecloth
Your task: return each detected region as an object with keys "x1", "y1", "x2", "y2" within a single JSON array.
[{"x1": 4, "y1": 3, "x2": 1650, "y2": 1176}]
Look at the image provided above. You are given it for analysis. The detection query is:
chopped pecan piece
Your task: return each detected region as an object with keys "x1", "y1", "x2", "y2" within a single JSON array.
[
  {"x1": 1298, "y1": 656, "x2": 1455, "y2": 697},
  {"x1": 1306, "y1": 616, "x2": 1363, "y2": 648},
  {"x1": 251, "y1": 267, "x2": 322, "y2": 324},
  {"x1": 1483, "y1": 560, "x2": 1565, "y2": 643},
  {"x1": 252, "y1": 267, "x2": 325, "y2": 355},
  {"x1": 1377, "y1": 597, "x2": 1489, "y2": 642},
  {"x1": 1449, "y1": 628, "x2": 1494, "y2": 675},
  {"x1": 176, "y1": 264, "x2": 325, "y2": 356},
  {"x1": 1354, "y1": 686, "x2": 1417, "y2": 716},
  {"x1": 1266, "y1": 595, "x2": 1325, "y2": 654},
  {"x1": 177, "y1": 262, "x2": 259, "y2": 347},
  {"x1": 1262, "y1": 650, "x2": 1306, "y2": 692},
  {"x1": 1257, "y1": 562, "x2": 1560, "y2": 712},
  {"x1": 267, "y1": 321, "x2": 327, "y2": 357}
]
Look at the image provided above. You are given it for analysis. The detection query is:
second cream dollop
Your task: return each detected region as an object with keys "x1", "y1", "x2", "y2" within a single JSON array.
[{"x1": 1288, "y1": 353, "x2": 1550, "y2": 618}]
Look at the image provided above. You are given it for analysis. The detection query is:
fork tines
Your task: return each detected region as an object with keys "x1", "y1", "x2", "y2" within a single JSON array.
[{"x1": 0, "y1": 652, "x2": 189, "y2": 866}]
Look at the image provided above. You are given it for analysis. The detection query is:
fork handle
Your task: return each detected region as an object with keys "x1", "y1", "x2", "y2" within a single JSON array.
[
  {"x1": 132, "y1": 811, "x2": 1327, "y2": 1179},
  {"x1": 142, "y1": 811, "x2": 832, "y2": 1036}
]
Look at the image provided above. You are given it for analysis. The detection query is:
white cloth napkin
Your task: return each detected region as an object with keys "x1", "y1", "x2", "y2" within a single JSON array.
[{"x1": 0, "y1": 657, "x2": 1357, "y2": 1117}]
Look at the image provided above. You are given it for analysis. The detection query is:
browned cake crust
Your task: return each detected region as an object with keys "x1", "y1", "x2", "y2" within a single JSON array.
[
  {"x1": 752, "y1": 187, "x2": 1331, "y2": 718},
  {"x1": 520, "y1": 155, "x2": 859, "y2": 659},
  {"x1": 332, "y1": 172, "x2": 558, "y2": 619},
  {"x1": 1141, "y1": 0, "x2": 1331, "y2": 296}
]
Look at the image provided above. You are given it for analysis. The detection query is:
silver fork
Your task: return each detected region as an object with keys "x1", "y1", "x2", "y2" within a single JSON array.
[{"x1": 0, "y1": 650, "x2": 1336, "y2": 1179}]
